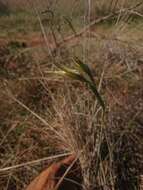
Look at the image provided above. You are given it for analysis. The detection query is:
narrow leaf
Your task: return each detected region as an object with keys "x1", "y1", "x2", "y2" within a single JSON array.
[
  {"x1": 54, "y1": 65, "x2": 86, "y2": 82},
  {"x1": 55, "y1": 64, "x2": 105, "y2": 110},
  {"x1": 74, "y1": 57, "x2": 95, "y2": 83},
  {"x1": 87, "y1": 81, "x2": 105, "y2": 110}
]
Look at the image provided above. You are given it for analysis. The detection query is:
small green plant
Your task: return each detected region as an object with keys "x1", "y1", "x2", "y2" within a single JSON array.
[{"x1": 53, "y1": 56, "x2": 105, "y2": 111}]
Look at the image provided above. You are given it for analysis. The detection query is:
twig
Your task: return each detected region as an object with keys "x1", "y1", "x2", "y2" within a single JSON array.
[{"x1": 49, "y1": 3, "x2": 143, "y2": 54}]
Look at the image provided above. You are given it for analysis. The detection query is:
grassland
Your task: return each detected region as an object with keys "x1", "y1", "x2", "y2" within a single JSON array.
[{"x1": 0, "y1": 0, "x2": 143, "y2": 189}]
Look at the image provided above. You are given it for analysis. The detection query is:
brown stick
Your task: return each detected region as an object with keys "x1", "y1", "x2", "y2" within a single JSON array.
[{"x1": 47, "y1": 2, "x2": 143, "y2": 55}]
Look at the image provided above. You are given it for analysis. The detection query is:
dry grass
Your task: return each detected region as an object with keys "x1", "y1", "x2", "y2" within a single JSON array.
[{"x1": 0, "y1": 0, "x2": 143, "y2": 190}]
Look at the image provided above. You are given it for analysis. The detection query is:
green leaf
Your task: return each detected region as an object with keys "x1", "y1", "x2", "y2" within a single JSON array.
[
  {"x1": 74, "y1": 57, "x2": 105, "y2": 110},
  {"x1": 65, "y1": 72, "x2": 86, "y2": 81},
  {"x1": 74, "y1": 57, "x2": 95, "y2": 83},
  {"x1": 87, "y1": 81, "x2": 105, "y2": 110},
  {"x1": 61, "y1": 67, "x2": 86, "y2": 82},
  {"x1": 55, "y1": 63, "x2": 105, "y2": 111}
]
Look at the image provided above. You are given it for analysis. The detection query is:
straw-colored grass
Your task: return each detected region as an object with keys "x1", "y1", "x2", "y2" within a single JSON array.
[{"x1": 0, "y1": 0, "x2": 143, "y2": 189}]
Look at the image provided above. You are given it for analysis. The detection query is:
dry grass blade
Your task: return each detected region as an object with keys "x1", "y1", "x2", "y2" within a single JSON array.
[
  {"x1": 54, "y1": 156, "x2": 78, "y2": 190},
  {"x1": 0, "y1": 153, "x2": 73, "y2": 172},
  {"x1": 63, "y1": 16, "x2": 77, "y2": 35},
  {"x1": 5, "y1": 87, "x2": 65, "y2": 140}
]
